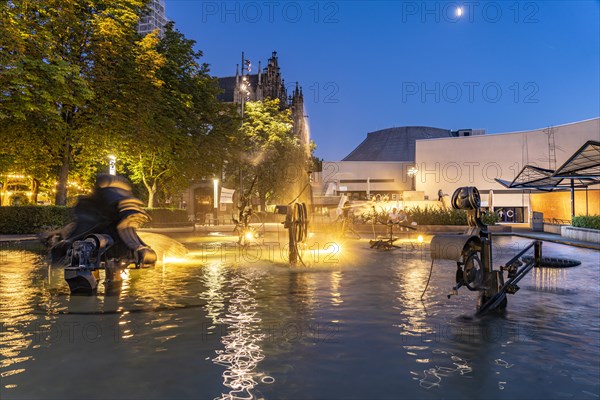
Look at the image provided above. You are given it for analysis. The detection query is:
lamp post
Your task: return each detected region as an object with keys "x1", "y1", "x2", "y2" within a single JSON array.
[
  {"x1": 108, "y1": 155, "x2": 116, "y2": 176},
  {"x1": 407, "y1": 166, "x2": 418, "y2": 191},
  {"x1": 213, "y1": 178, "x2": 219, "y2": 224},
  {"x1": 239, "y1": 52, "x2": 251, "y2": 199}
]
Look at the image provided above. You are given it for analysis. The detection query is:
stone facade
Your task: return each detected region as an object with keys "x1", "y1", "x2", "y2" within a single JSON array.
[{"x1": 218, "y1": 52, "x2": 308, "y2": 151}]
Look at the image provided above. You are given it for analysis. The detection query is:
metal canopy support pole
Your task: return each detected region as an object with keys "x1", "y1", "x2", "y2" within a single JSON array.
[
  {"x1": 570, "y1": 179, "x2": 575, "y2": 220},
  {"x1": 586, "y1": 186, "x2": 589, "y2": 216}
]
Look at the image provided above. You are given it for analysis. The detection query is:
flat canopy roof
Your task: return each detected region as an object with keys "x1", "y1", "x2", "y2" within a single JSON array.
[
  {"x1": 553, "y1": 140, "x2": 600, "y2": 180},
  {"x1": 496, "y1": 140, "x2": 600, "y2": 191}
]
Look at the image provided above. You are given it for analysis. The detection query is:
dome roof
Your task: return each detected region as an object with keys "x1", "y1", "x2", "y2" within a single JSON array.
[{"x1": 342, "y1": 126, "x2": 451, "y2": 162}]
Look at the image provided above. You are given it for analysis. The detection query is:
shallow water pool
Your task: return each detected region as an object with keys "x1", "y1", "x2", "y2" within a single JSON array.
[{"x1": 1, "y1": 235, "x2": 599, "y2": 399}]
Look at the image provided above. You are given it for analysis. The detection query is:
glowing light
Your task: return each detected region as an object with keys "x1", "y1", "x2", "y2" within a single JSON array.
[
  {"x1": 418, "y1": 235, "x2": 424, "y2": 243},
  {"x1": 213, "y1": 179, "x2": 219, "y2": 209},
  {"x1": 407, "y1": 167, "x2": 419, "y2": 177},
  {"x1": 212, "y1": 272, "x2": 268, "y2": 399},
  {"x1": 162, "y1": 256, "x2": 189, "y2": 264},
  {"x1": 245, "y1": 231, "x2": 255, "y2": 241},
  {"x1": 456, "y1": 7, "x2": 463, "y2": 17}
]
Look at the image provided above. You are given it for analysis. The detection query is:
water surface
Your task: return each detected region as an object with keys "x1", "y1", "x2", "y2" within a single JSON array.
[{"x1": 1, "y1": 236, "x2": 598, "y2": 399}]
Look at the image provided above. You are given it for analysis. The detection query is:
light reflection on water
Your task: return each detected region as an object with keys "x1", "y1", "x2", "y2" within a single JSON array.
[
  {"x1": 211, "y1": 270, "x2": 272, "y2": 400},
  {"x1": 0, "y1": 236, "x2": 598, "y2": 399}
]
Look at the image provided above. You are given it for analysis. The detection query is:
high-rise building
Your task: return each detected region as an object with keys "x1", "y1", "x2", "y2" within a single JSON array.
[{"x1": 138, "y1": 0, "x2": 167, "y2": 37}]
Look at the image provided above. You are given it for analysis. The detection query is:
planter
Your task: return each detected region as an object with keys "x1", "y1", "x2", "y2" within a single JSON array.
[
  {"x1": 561, "y1": 226, "x2": 600, "y2": 244},
  {"x1": 543, "y1": 223, "x2": 565, "y2": 235}
]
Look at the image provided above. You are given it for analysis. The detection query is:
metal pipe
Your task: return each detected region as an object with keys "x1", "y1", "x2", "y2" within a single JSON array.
[
  {"x1": 501, "y1": 241, "x2": 536, "y2": 269},
  {"x1": 534, "y1": 240, "x2": 542, "y2": 268}
]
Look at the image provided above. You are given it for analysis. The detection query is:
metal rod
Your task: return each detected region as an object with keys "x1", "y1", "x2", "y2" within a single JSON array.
[
  {"x1": 534, "y1": 240, "x2": 542, "y2": 268},
  {"x1": 501, "y1": 241, "x2": 536, "y2": 269},
  {"x1": 477, "y1": 260, "x2": 535, "y2": 316}
]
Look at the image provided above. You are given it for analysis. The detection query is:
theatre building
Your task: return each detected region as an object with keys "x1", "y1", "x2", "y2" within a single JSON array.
[{"x1": 314, "y1": 118, "x2": 599, "y2": 224}]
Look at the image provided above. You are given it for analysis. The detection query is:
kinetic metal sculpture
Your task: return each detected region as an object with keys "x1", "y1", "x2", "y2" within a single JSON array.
[
  {"x1": 430, "y1": 186, "x2": 542, "y2": 315},
  {"x1": 50, "y1": 174, "x2": 157, "y2": 294}
]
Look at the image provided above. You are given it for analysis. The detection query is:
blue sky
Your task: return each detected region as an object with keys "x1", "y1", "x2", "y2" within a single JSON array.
[{"x1": 165, "y1": 0, "x2": 600, "y2": 160}]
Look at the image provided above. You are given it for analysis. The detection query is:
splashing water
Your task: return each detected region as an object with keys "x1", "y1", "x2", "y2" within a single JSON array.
[{"x1": 138, "y1": 232, "x2": 188, "y2": 261}]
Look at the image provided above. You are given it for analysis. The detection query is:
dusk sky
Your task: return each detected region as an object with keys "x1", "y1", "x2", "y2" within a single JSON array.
[{"x1": 165, "y1": 1, "x2": 600, "y2": 161}]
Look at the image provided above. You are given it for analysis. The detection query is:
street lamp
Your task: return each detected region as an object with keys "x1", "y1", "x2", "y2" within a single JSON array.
[
  {"x1": 239, "y1": 52, "x2": 251, "y2": 196},
  {"x1": 108, "y1": 155, "x2": 116, "y2": 176},
  {"x1": 407, "y1": 166, "x2": 418, "y2": 191},
  {"x1": 213, "y1": 178, "x2": 219, "y2": 224}
]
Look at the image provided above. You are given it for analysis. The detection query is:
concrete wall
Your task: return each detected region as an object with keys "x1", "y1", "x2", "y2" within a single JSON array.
[
  {"x1": 561, "y1": 226, "x2": 600, "y2": 244},
  {"x1": 320, "y1": 161, "x2": 413, "y2": 195},
  {"x1": 415, "y1": 118, "x2": 600, "y2": 216}
]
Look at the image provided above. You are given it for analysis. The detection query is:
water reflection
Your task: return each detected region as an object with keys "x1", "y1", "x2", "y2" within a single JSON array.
[
  {"x1": 199, "y1": 263, "x2": 226, "y2": 325},
  {"x1": 413, "y1": 349, "x2": 473, "y2": 390},
  {"x1": 393, "y1": 260, "x2": 433, "y2": 338},
  {"x1": 211, "y1": 269, "x2": 272, "y2": 400},
  {"x1": 532, "y1": 267, "x2": 568, "y2": 293},
  {"x1": 329, "y1": 271, "x2": 343, "y2": 307},
  {"x1": 0, "y1": 249, "x2": 48, "y2": 388}
]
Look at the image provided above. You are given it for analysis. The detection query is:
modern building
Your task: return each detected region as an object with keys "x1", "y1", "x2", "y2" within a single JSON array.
[
  {"x1": 316, "y1": 126, "x2": 484, "y2": 201},
  {"x1": 415, "y1": 118, "x2": 599, "y2": 222},
  {"x1": 138, "y1": 0, "x2": 167, "y2": 37},
  {"x1": 314, "y1": 119, "x2": 599, "y2": 223}
]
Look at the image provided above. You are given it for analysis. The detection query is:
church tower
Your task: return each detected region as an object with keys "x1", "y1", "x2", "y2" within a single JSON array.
[{"x1": 219, "y1": 51, "x2": 306, "y2": 145}]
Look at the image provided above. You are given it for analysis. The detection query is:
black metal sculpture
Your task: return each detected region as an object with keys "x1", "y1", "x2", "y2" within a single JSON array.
[
  {"x1": 50, "y1": 174, "x2": 157, "y2": 294},
  {"x1": 430, "y1": 186, "x2": 543, "y2": 315}
]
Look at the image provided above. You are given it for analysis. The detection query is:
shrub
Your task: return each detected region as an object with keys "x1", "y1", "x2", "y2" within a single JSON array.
[
  {"x1": 0, "y1": 206, "x2": 72, "y2": 234},
  {"x1": 0, "y1": 206, "x2": 195, "y2": 234},
  {"x1": 143, "y1": 208, "x2": 190, "y2": 225},
  {"x1": 407, "y1": 206, "x2": 467, "y2": 225},
  {"x1": 481, "y1": 211, "x2": 500, "y2": 226},
  {"x1": 572, "y1": 215, "x2": 600, "y2": 230}
]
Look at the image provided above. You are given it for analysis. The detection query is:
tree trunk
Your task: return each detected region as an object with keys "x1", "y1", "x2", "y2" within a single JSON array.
[
  {"x1": 146, "y1": 181, "x2": 157, "y2": 208},
  {"x1": 31, "y1": 178, "x2": 39, "y2": 204},
  {"x1": 147, "y1": 190, "x2": 155, "y2": 208},
  {"x1": 55, "y1": 141, "x2": 70, "y2": 205},
  {"x1": 259, "y1": 190, "x2": 266, "y2": 212}
]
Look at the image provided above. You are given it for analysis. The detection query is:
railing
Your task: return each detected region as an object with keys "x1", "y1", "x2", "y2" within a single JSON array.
[{"x1": 543, "y1": 218, "x2": 571, "y2": 225}]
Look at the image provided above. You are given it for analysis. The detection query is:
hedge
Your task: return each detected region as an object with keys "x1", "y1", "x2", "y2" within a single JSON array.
[
  {"x1": 572, "y1": 215, "x2": 600, "y2": 230},
  {"x1": 0, "y1": 206, "x2": 190, "y2": 234},
  {"x1": 0, "y1": 206, "x2": 72, "y2": 234},
  {"x1": 407, "y1": 206, "x2": 468, "y2": 225},
  {"x1": 143, "y1": 208, "x2": 190, "y2": 226}
]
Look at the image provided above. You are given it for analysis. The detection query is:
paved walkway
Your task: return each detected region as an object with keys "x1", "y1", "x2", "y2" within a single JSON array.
[
  {"x1": 494, "y1": 228, "x2": 600, "y2": 251},
  {"x1": 0, "y1": 234, "x2": 40, "y2": 243}
]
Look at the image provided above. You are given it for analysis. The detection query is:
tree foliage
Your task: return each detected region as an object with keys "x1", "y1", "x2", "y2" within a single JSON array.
[
  {"x1": 0, "y1": 2, "x2": 225, "y2": 207},
  {"x1": 231, "y1": 99, "x2": 310, "y2": 209}
]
